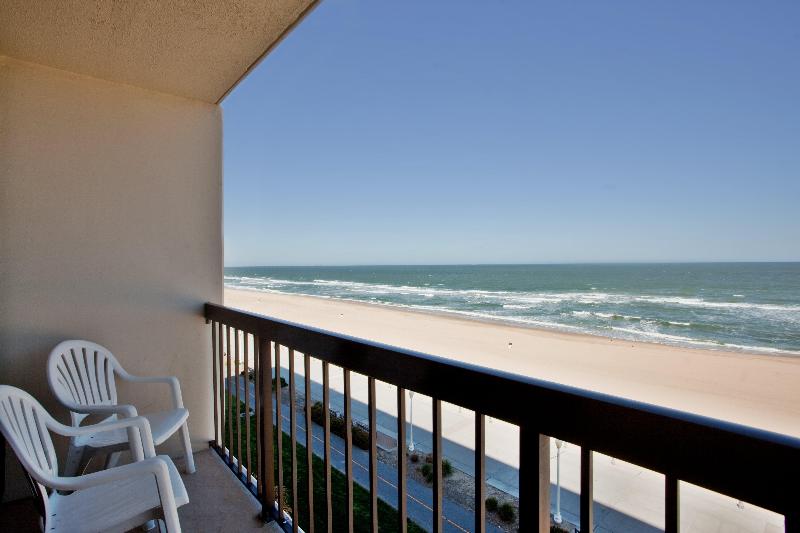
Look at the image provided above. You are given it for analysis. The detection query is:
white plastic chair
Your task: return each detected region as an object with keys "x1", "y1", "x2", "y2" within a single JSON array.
[
  {"x1": 0, "y1": 385, "x2": 187, "y2": 532},
  {"x1": 47, "y1": 340, "x2": 195, "y2": 476}
]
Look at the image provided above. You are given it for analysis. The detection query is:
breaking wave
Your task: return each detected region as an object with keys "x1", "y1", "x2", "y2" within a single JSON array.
[{"x1": 224, "y1": 267, "x2": 800, "y2": 356}]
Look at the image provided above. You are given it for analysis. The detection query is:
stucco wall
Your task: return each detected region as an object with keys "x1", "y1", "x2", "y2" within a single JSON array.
[{"x1": 0, "y1": 56, "x2": 222, "y2": 499}]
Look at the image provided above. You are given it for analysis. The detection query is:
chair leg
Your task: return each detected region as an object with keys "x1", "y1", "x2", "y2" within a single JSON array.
[
  {"x1": 104, "y1": 451, "x2": 122, "y2": 469},
  {"x1": 179, "y1": 422, "x2": 195, "y2": 474},
  {"x1": 141, "y1": 519, "x2": 160, "y2": 531},
  {"x1": 63, "y1": 444, "x2": 90, "y2": 477}
]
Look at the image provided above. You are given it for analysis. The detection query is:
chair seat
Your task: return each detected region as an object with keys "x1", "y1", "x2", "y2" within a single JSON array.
[
  {"x1": 47, "y1": 455, "x2": 188, "y2": 533},
  {"x1": 75, "y1": 409, "x2": 189, "y2": 449}
]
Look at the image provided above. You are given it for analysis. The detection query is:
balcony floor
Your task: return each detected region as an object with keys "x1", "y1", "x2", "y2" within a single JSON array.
[
  {"x1": 0, "y1": 450, "x2": 282, "y2": 533},
  {"x1": 179, "y1": 449, "x2": 282, "y2": 532}
]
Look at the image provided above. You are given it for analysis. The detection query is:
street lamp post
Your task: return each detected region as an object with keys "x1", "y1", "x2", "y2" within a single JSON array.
[
  {"x1": 554, "y1": 439, "x2": 563, "y2": 524},
  {"x1": 408, "y1": 390, "x2": 415, "y2": 452}
]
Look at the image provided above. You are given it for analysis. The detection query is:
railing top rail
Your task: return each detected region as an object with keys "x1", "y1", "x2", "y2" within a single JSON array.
[{"x1": 205, "y1": 302, "x2": 800, "y2": 516}]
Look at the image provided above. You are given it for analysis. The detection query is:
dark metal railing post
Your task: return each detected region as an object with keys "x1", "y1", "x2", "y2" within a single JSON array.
[
  {"x1": 344, "y1": 369, "x2": 355, "y2": 533},
  {"x1": 786, "y1": 513, "x2": 800, "y2": 533},
  {"x1": 396, "y1": 387, "x2": 408, "y2": 533},
  {"x1": 275, "y1": 343, "x2": 284, "y2": 518},
  {"x1": 322, "y1": 361, "x2": 332, "y2": 532},
  {"x1": 211, "y1": 321, "x2": 218, "y2": 447},
  {"x1": 289, "y1": 349, "x2": 299, "y2": 533},
  {"x1": 244, "y1": 333, "x2": 251, "y2": 485},
  {"x1": 519, "y1": 428, "x2": 550, "y2": 533},
  {"x1": 226, "y1": 326, "x2": 233, "y2": 456},
  {"x1": 217, "y1": 322, "x2": 224, "y2": 450},
  {"x1": 304, "y1": 354, "x2": 315, "y2": 532},
  {"x1": 581, "y1": 447, "x2": 594, "y2": 533},
  {"x1": 475, "y1": 413, "x2": 486, "y2": 533},
  {"x1": 432, "y1": 399, "x2": 443, "y2": 533},
  {"x1": 254, "y1": 336, "x2": 262, "y2": 499},
  {"x1": 665, "y1": 475, "x2": 680, "y2": 533},
  {"x1": 235, "y1": 330, "x2": 242, "y2": 478},
  {"x1": 368, "y1": 377, "x2": 378, "y2": 532},
  {"x1": 259, "y1": 337, "x2": 276, "y2": 521}
]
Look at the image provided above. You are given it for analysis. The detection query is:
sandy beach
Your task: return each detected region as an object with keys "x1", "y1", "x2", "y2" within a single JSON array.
[
  {"x1": 225, "y1": 287, "x2": 798, "y2": 530},
  {"x1": 226, "y1": 287, "x2": 800, "y2": 438}
]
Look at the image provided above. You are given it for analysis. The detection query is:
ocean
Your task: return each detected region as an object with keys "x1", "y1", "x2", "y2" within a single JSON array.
[{"x1": 224, "y1": 263, "x2": 800, "y2": 356}]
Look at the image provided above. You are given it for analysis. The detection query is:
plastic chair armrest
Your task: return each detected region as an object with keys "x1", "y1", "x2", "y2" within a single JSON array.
[
  {"x1": 66, "y1": 402, "x2": 138, "y2": 418},
  {"x1": 49, "y1": 456, "x2": 169, "y2": 491},
  {"x1": 117, "y1": 371, "x2": 184, "y2": 409},
  {"x1": 48, "y1": 415, "x2": 156, "y2": 459}
]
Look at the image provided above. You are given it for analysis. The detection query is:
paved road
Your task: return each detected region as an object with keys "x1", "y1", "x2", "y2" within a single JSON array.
[
  {"x1": 281, "y1": 371, "x2": 660, "y2": 533},
  {"x1": 227, "y1": 376, "x2": 503, "y2": 533},
  {"x1": 227, "y1": 375, "x2": 660, "y2": 533}
]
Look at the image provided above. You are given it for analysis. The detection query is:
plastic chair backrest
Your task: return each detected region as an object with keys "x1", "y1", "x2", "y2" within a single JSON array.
[
  {"x1": 0, "y1": 385, "x2": 59, "y2": 484},
  {"x1": 47, "y1": 340, "x2": 120, "y2": 426}
]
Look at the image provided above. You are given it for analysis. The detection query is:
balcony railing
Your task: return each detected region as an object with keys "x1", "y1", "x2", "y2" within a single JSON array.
[{"x1": 204, "y1": 302, "x2": 800, "y2": 532}]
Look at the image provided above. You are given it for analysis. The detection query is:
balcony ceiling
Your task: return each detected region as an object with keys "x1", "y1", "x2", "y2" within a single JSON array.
[{"x1": 0, "y1": 0, "x2": 317, "y2": 103}]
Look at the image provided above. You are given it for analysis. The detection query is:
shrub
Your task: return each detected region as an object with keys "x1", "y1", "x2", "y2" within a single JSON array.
[
  {"x1": 352, "y1": 424, "x2": 370, "y2": 450},
  {"x1": 419, "y1": 463, "x2": 433, "y2": 483},
  {"x1": 418, "y1": 459, "x2": 454, "y2": 483},
  {"x1": 311, "y1": 401, "x2": 325, "y2": 424},
  {"x1": 485, "y1": 497, "x2": 498, "y2": 512},
  {"x1": 442, "y1": 459, "x2": 454, "y2": 478},
  {"x1": 310, "y1": 402, "x2": 370, "y2": 451},
  {"x1": 244, "y1": 369, "x2": 286, "y2": 389},
  {"x1": 498, "y1": 503, "x2": 516, "y2": 523},
  {"x1": 409, "y1": 453, "x2": 420, "y2": 463},
  {"x1": 329, "y1": 414, "x2": 345, "y2": 436}
]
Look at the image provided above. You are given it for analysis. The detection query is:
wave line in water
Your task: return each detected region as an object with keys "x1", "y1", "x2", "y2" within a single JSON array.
[{"x1": 223, "y1": 264, "x2": 800, "y2": 356}]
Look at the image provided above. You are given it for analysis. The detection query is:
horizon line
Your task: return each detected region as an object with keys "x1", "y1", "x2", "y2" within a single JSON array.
[{"x1": 223, "y1": 260, "x2": 800, "y2": 268}]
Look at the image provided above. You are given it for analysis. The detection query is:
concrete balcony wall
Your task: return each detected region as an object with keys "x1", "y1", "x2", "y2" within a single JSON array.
[{"x1": 0, "y1": 56, "x2": 222, "y2": 499}]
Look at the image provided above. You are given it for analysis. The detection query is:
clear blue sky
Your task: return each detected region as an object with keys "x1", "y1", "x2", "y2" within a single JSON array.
[{"x1": 223, "y1": 1, "x2": 799, "y2": 266}]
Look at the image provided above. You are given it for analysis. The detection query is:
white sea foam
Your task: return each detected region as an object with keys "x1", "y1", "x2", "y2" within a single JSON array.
[
  {"x1": 227, "y1": 277, "x2": 800, "y2": 315},
  {"x1": 226, "y1": 277, "x2": 800, "y2": 323},
  {"x1": 717, "y1": 343, "x2": 800, "y2": 355},
  {"x1": 228, "y1": 276, "x2": 800, "y2": 314},
  {"x1": 634, "y1": 295, "x2": 800, "y2": 313},
  {"x1": 572, "y1": 311, "x2": 643, "y2": 321},
  {"x1": 610, "y1": 327, "x2": 720, "y2": 346},
  {"x1": 225, "y1": 274, "x2": 800, "y2": 355},
  {"x1": 665, "y1": 320, "x2": 692, "y2": 326},
  {"x1": 609, "y1": 327, "x2": 800, "y2": 355},
  {"x1": 413, "y1": 307, "x2": 584, "y2": 331}
]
